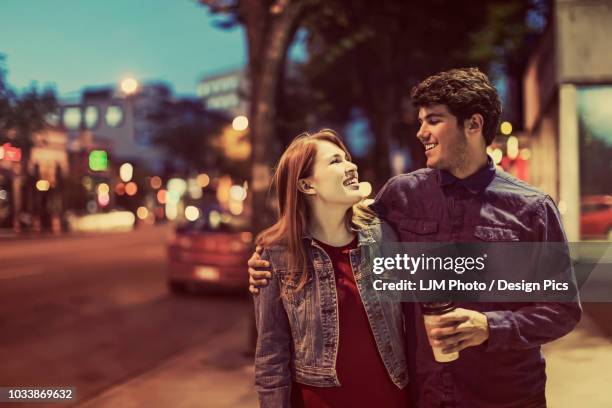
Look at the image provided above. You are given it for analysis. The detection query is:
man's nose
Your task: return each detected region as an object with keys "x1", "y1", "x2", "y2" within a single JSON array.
[{"x1": 416, "y1": 123, "x2": 429, "y2": 141}]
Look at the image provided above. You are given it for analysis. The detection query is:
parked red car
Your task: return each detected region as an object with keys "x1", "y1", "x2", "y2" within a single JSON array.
[
  {"x1": 166, "y1": 216, "x2": 252, "y2": 293},
  {"x1": 581, "y1": 195, "x2": 612, "y2": 240}
]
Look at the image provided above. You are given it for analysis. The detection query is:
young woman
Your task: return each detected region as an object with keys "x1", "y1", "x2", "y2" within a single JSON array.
[{"x1": 253, "y1": 129, "x2": 409, "y2": 408}]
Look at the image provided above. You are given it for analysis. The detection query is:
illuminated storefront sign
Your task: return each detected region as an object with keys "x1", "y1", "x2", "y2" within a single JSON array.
[
  {"x1": 0, "y1": 143, "x2": 22, "y2": 162},
  {"x1": 88, "y1": 150, "x2": 108, "y2": 171}
]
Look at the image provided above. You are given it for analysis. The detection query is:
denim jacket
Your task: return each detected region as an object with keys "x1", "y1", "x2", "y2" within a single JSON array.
[{"x1": 253, "y1": 219, "x2": 409, "y2": 408}]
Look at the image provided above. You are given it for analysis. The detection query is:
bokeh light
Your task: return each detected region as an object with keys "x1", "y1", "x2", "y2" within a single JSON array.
[
  {"x1": 165, "y1": 203, "x2": 178, "y2": 220},
  {"x1": 196, "y1": 173, "x2": 210, "y2": 188},
  {"x1": 115, "y1": 183, "x2": 126, "y2": 196},
  {"x1": 36, "y1": 180, "x2": 50, "y2": 192},
  {"x1": 136, "y1": 206, "x2": 149, "y2": 220},
  {"x1": 358, "y1": 181, "x2": 372, "y2": 197},
  {"x1": 520, "y1": 148, "x2": 532, "y2": 160},
  {"x1": 507, "y1": 136, "x2": 519, "y2": 160},
  {"x1": 98, "y1": 193, "x2": 110, "y2": 207},
  {"x1": 97, "y1": 183, "x2": 110, "y2": 195},
  {"x1": 185, "y1": 206, "x2": 200, "y2": 221},
  {"x1": 229, "y1": 185, "x2": 247, "y2": 201},
  {"x1": 229, "y1": 200, "x2": 243, "y2": 215},
  {"x1": 157, "y1": 189, "x2": 167, "y2": 204},
  {"x1": 209, "y1": 210, "x2": 221, "y2": 229},
  {"x1": 125, "y1": 182, "x2": 138, "y2": 196},
  {"x1": 500, "y1": 121, "x2": 513, "y2": 135},
  {"x1": 119, "y1": 163, "x2": 133, "y2": 183},
  {"x1": 150, "y1": 176, "x2": 162, "y2": 189},
  {"x1": 491, "y1": 148, "x2": 503, "y2": 164},
  {"x1": 120, "y1": 77, "x2": 138, "y2": 94},
  {"x1": 232, "y1": 115, "x2": 249, "y2": 131}
]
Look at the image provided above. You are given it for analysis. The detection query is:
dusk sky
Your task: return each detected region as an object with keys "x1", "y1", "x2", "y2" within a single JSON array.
[{"x1": 0, "y1": 0, "x2": 247, "y2": 98}]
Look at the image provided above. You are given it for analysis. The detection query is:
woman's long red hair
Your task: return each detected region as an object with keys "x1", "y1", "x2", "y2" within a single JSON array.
[{"x1": 256, "y1": 129, "x2": 375, "y2": 291}]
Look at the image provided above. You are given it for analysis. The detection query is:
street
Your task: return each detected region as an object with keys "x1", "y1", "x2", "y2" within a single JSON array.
[
  {"x1": 0, "y1": 226, "x2": 611, "y2": 407},
  {"x1": 0, "y1": 225, "x2": 257, "y2": 407}
]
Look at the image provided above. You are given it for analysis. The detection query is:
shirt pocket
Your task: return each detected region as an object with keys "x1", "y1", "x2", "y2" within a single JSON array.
[
  {"x1": 398, "y1": 218, "x2": 439, "y2": 242},
  {"x1": 474, "y1": 225, "x2": 520, "y2": 242}
]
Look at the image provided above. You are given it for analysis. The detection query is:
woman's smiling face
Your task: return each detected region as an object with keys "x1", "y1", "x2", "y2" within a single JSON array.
[{"x1": 302, "y1": 140, "x2": 361, "y2": 207}]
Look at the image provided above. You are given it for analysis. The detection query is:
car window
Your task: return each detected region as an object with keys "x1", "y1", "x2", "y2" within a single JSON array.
[{"x1": 582, "y1": 203, "x2": 611, "y2": 213}]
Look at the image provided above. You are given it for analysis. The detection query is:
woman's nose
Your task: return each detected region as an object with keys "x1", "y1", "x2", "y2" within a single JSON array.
[{"x1": 347, "y1": 161, "x2": 358, "y2": 172}]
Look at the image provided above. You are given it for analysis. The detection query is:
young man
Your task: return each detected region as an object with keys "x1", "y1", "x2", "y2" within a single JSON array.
[{"x1": 248, "y1": 68, "x2": 581, "y2": 408}]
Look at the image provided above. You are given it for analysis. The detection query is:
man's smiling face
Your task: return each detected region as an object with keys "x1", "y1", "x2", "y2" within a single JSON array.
[{"x1": 416, "y1": 104, "x2": 468, "y2": 172}]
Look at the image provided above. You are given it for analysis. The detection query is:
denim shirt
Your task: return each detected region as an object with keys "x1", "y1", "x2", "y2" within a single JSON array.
[
  {"x1": 253, "y1": 220, "x2": 409, "y2": 408},
  {"x1": 371, "y1": 159, "x2": 582, "y2": 408}
]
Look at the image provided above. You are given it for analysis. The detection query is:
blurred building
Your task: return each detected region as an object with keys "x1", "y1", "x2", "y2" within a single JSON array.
[
  {"x1": 523, "y1": 0, "x2": 612, "y2": 241},
  {"x1": 197, "y1": 69, "x2": 248, "y2": 116},
  {"x1": 0, "y1": 141, "x2": 22, "y2": 228},
  {"x1": 59, "y1": 82, "x2": 172, "y2": 174},
  {"x1": 0, "y1": 126, "x2": 70, "y2": 230},
  {"x1": 29, "y1": 126, "x2": 69, "y2": 185}
]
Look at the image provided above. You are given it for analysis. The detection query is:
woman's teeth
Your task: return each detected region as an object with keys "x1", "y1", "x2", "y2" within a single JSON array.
[{"x1": 343, "y1": 178, "x2": 358, "y2": 186}]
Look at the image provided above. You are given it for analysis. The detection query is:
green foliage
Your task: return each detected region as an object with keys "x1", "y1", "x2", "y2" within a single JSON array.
[
  {"x1": 288, "y1": 0, "x2": 549, "y2": 184},
  {"x1": 149, "y1": 99, "x2": 249, "y2": 178},
  {"x1": 0, "y1": 54, "x2": 58, "y2": 158},
  {"x1": 201, "y1": 0, "x2": 550, "y2": 185}
]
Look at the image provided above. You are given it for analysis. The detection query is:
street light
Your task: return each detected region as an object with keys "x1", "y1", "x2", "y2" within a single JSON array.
[{"x1": 120, "y1": 77, "x2": 139, "y2": 95}]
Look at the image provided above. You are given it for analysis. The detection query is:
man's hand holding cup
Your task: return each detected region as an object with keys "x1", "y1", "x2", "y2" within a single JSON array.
[{"x1": 427, "y1": 307, "x2": 490, "y2": 357}]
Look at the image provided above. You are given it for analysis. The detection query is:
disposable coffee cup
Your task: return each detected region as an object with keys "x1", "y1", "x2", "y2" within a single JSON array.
[{"x1": 422, "y1": 301, "x2": 459, "y2": 363}]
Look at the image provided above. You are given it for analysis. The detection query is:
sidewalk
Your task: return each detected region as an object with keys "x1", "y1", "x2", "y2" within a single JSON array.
[
  {"x1": 79, "y1": 315, "x2": 258, "y2": 408},
  {"x1": 77, "y1": 311, "x2": 612, "y2": 408},
  {"x1": 544, "y1": 312, "x2": 612, "y2": 407}
]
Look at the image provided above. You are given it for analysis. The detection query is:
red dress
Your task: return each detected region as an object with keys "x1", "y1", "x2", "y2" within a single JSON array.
[{"x1": 291, "y1": 237, "x2": 409, "y2": 408}]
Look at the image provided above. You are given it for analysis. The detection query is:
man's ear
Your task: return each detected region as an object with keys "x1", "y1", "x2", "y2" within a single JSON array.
[
  {"x1": 298, "y1": 178, "x2": 316, "y2": 195},
  {"x1": 465, "y1": 114, "x2": 484, "y2": 135}
]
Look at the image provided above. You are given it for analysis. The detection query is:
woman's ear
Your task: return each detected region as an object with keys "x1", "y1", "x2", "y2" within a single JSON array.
[{"x1": 298, "y1": 178, "x2": 316, "y2": 195}]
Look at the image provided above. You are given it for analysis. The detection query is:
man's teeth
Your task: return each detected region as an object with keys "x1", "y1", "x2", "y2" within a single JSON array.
[{"x1": 425, "y1": 143, "x2": 438, "y2": 151}]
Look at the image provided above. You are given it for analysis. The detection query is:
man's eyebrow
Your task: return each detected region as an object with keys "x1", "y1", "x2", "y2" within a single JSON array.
[{"x1": 418, "y1": 113, "x2": 444, "y2": 122}]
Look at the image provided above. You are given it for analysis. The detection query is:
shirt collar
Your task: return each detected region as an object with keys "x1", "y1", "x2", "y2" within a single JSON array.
[
  {"x1": 438, "y1": 157, "x2": 496, "y2": 194},
  {"x1": 301, "y1": 223, "x2": 376, "y2": 247}
]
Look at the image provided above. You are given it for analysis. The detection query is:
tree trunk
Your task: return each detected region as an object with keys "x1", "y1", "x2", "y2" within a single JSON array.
[{"x1": 241, "y1": 0, "x2": 304, "y2": 236}]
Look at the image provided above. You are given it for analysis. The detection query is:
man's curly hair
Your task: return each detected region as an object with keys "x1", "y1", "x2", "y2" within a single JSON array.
[{"x1": 410, "y1": 67, "x2": 502, "y2": 146}]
